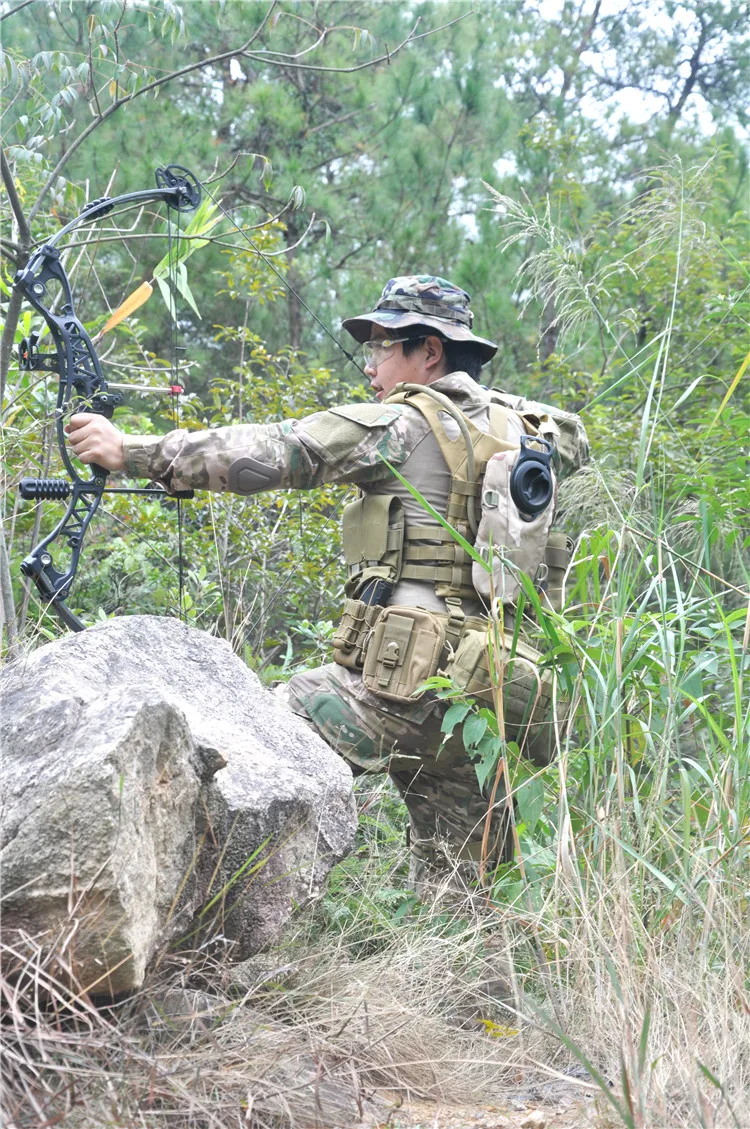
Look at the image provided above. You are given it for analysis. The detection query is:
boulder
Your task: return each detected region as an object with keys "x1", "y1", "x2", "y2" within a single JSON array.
[{"x1": 0, "y1": 616, "x2": 356, "y2": 993}]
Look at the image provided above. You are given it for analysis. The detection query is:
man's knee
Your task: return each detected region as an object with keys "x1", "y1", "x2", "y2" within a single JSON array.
[{"x1": 282, "y1": 666, "x2": 393, "y2": 773}]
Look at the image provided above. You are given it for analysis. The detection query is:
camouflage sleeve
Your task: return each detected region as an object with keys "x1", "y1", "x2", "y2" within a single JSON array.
[{"x1": 121, "y1": 401, "x2": 428, "y2": 495}]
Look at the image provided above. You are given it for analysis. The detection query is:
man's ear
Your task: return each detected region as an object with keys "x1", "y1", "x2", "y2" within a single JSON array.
[{"x1": 424, "y1": 334, "x2": 446, "y2": 373}]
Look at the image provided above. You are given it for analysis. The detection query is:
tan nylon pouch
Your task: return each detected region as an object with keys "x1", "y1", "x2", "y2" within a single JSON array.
[
  {"x1": 440, "y1": 625, "x2": 493, "y2": 698},
  {"x1": 443, "y1": 627, "x2": 557, "y2": 764},
  {"x1": 539, "y1": 530, "x2": 573, "y2": 612},
  {"x1": 362, "y1": 607, "x2": 446, "y2": 703},
  {"x1": 332, "y1": 598, "x2": 383, "y2": 669},
  {"x1": 488, "y1": 390, "x2": 589, "y2": 480},
  {"x1": 342, "y1": 493, "x2": 404, "y2": 598},
  {"x1": 472, "y1": 446, "x2": 555, "y2": 605}
]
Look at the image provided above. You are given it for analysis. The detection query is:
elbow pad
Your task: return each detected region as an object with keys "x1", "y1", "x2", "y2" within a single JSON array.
[{"x1": 227, "y1": 456, "x2": 281, "y2": 495}]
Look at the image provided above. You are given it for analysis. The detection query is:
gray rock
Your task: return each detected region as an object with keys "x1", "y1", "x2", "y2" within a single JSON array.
[{"x1": 0, "y1": 616, "x2": 356, "y2": 992}]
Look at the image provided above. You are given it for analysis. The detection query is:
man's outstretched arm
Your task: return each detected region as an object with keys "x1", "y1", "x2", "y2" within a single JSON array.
[{"x1": 66, "y1": 401, "x2": 417, "y2": 495}]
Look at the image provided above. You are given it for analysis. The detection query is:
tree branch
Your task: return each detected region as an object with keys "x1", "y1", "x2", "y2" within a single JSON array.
[
  {"x1": 242, "y1": 19, "x2": 423, "y2": 74},
  {"x1": 0, "y1": 0, "x2": 37, "y2": 23},
  {"x1": 1, "y1": 148, "x2": 31, "y2": 245},
  {"x1": 28, "y1": 2, "x2": 281, "y2": 224}
]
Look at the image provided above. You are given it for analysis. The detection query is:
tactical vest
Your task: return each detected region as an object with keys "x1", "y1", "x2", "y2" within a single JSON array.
[
  {"x1": 330, "y1": 379, "x2": 585, "y2": 766},
  {"x1": 339, "y1": 381, "x2": 560, "y2": 609}
]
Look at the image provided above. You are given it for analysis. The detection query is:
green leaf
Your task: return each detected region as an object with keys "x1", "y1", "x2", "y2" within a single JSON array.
[
  {"x1": 516, "y1": 776, "x2": 544, "y2": 833},
  {"x1": 154, "y1": 274, "x2": 176, "y2": 320},
  {"x1": 463, "y1": 712, "x2": 488, "y2": 748},
  {"x1": 472, "y1": 733, "x2": 502, "y2": 791},
  {"x1": 441, "y1": 701, "x2": 471, "y2": 736}
]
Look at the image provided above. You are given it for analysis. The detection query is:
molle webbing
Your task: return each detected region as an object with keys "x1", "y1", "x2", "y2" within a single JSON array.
[
  {"x1": 383, "y1": 386, "x2": 531, "y2": 600},
  {"x1": 400, "y1": 524, "x2": 474, "y2": 597},
  {"x1": 539, "y1": 530, "x2": 573, "y2": 612}
]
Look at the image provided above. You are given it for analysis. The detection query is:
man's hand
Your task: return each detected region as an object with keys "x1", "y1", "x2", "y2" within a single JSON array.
[{"x1": 66, "y1": 413, "x2": 125, "y2": 472}]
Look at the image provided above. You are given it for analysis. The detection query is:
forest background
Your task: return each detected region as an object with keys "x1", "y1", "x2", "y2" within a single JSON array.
[{"x1": 1, "y1": 1, "x2": 749, "y2": 1127}]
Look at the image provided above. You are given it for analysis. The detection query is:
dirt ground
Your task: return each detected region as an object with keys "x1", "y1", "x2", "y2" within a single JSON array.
[{"x1": 380, "y1": 1086, "x2": 601, "y2": 1128}]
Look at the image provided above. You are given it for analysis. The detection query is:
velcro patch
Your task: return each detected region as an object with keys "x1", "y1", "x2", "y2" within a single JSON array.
[{"x1": 329, "y1": 403, "x2": 402, "y2": 428}]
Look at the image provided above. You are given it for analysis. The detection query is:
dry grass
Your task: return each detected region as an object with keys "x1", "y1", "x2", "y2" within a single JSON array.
[
  {"x1": 0, "y1": 891, "x2": 563, "y2": 1128},
  {"x1": 4, "y1": 829, "x2": 749, "y2": 1129}
]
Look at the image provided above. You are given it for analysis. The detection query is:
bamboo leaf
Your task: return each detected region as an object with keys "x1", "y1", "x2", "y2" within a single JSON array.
[
  {"x1": 708, "y1": 346, "x2": 750, "y2": 430},
  {"x1": 98, "y1": 280, "x2": 153, "y2": 336}
]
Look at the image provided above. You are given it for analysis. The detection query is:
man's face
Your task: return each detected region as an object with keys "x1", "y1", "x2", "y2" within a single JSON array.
[{"x1": 364, "y1": 328, "x2": 445, "y2": 401}]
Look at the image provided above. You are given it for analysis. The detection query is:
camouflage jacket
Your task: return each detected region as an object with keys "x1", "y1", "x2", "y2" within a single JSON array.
[
  {"x1": 123, "y1": 372, "x2": 587, "y2": 610},
  {"x1": 122, "y1": 371, "x2": 586, "y2": 494},
  {"x1": 125, "y1": 373, "x2": 485, "y2": 493}
]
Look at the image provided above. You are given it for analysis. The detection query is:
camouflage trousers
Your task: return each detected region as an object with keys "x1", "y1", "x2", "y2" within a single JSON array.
[{"x1": 284, "y1": 663, "x2": 518, "y2": 892}]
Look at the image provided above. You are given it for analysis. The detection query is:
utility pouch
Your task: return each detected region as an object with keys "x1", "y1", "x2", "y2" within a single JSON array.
[
  {"x1": 442, "y1": 626, "x2": 557, "y2": 764},
  {"x1": 342, "y1": 493, "x2": 404, "y2": 599},
  {"x1": 332, "y1": 598, "x2": 383, "y2": 669},
  {"x1": 537, "y1": 530, "x2": 573, "y2": 612},
  {"x1": 362, "y1": 606, "x2": 446, "y2": 703},
  {"x1": 443, "y1": 628, "x2": 491, "y2": 698},
  {"x1": 439, "y1": 622, "x2": 494, "y2": 698},
  {"x1": 472, "y1": 447, "x2": 555, "y2": 605}
]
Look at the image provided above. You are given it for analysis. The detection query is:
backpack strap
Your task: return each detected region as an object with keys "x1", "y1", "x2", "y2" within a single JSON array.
[{"x1": 384, "y1": 383, "x2": 530, "y2": 602}]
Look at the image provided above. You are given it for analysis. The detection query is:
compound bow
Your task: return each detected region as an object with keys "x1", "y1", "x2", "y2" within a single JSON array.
[{"x1": 14, "y1": 164, "x2": 200, "y2": 632}]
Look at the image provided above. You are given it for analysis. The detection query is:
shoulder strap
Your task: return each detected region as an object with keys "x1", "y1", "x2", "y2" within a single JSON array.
[
  {"x1": 385, "y1": 384, "x2": 523, "y2": 480},
  {"x1": 382, "y1": 383, "x2": 533, "y2": 604}
]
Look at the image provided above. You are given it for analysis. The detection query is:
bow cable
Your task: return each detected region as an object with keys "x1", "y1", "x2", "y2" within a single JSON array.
[
  {"x1": 166, "y1": 203, "x2": 188, "y2": 622},
  {"x1": 198, "y1": 180, "x2": 367, "y2": 377}
]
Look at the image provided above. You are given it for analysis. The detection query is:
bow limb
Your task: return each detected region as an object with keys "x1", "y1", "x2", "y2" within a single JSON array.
[{"x1": 19, "y1": 479, "x2": 103, "y2": 633}]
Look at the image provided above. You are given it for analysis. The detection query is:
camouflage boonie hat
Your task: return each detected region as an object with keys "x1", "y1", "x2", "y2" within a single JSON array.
[{"x1": 342, "y1": 275, "x2": 498, "y2": 364}]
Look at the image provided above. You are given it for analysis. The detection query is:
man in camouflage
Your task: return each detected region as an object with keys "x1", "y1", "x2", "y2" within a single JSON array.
[{"x1": 68, "y1": 276, "x2": 581, "y2": 890}]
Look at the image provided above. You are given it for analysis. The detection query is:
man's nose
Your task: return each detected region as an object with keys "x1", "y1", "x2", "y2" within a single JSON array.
[{"x1": 364, "y1": 358, "x2": 377, "y2": 377}]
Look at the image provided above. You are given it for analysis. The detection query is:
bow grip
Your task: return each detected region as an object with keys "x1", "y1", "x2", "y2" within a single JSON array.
[{"x1": 90, "y1": 390, "x2": 124, "y2": 419}]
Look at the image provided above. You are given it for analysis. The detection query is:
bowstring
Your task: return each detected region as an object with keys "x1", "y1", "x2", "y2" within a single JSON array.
[{"x1": 166, "y1": 207, "x2": 186, "y2": 623}]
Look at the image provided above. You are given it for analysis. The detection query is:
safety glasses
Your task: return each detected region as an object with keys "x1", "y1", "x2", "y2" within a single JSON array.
[{"x1": 361, "y1": 336, "x2": 423, "y2": 366}]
